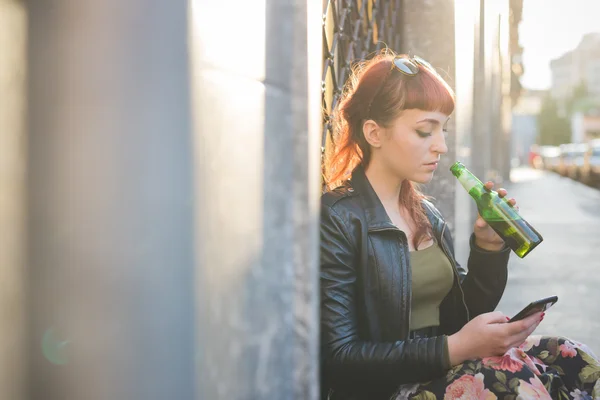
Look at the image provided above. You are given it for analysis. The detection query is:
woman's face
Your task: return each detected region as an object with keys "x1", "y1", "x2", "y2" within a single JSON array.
[{"x1": 377, "y1": 109, "x2": 450, "y2": 184}]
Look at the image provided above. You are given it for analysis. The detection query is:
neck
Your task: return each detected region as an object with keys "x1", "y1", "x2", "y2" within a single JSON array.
[{"x1": 364, "y1": 160, "x2": 405, "y2": 211}]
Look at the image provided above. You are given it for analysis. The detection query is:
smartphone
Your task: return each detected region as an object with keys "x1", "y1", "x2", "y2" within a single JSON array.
[{"x1": 508, "y1": 295, "x2": 558, "y2": 323}]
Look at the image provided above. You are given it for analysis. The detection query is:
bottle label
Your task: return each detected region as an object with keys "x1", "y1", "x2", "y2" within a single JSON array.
[
  {"x1": 477, "y1": 193, "x2": 523, "y2": 222},
  {"x1": 461, "y1": 174, "x2": 480, "y2": 193}
]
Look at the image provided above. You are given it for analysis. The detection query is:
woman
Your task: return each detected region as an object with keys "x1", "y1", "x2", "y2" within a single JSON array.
[{"x1": 320, "y1": 50, "x2": 600, "y2": 400}]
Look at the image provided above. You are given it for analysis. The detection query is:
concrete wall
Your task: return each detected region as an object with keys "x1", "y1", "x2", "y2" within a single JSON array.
[
  {"x1": 402, "y1": 0, "x2": 458, "y2": 229},
  {"x1": 0, "y1": 0, "x2": 26, "y2": 398},
  {"x1": 27, "y1": 1, "x2": 195, "y2": 398},
  {"x1": 191, "y1": 0, "x2": 321, "y2": 398},
  {"x1": 471, "y1": 0, "x2": 513, "y2": 185}
]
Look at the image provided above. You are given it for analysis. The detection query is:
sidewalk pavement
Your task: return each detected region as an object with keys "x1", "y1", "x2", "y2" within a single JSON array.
[{"x1": 496, "y1": 167, "x2": 600, "y2": 354}]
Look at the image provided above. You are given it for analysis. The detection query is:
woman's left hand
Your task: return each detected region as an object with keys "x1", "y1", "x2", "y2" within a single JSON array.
[{"x1": 473, "y1": 181, "x2": 518, "y2": 252}]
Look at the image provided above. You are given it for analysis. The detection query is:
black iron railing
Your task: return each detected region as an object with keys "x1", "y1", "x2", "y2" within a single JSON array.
[{"x1": 321, "y1": 0, "x2": 403, "y2": 187}]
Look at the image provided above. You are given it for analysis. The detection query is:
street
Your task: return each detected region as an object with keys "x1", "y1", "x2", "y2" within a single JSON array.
[{"x1": 496, "y1": 167, "x2": 600, "y2": 354}]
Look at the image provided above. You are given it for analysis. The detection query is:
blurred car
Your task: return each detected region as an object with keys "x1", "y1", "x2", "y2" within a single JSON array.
[
  {"x1": 528, "y1": 144, "x2": 542, "y2": 169},
  {"x1": 568, "y1": 143, "x2": 588, "y2": 180},
  {"x1": 556, "y1": 144, "x2": 572, "y2": 176},
  {"x1": 557, "y1": 143, "x2": 588, "y2": 178},
  {"x1": 579, "y1": 139, "x2": 600, "y2": 187},
  {"x1": 538, "y1": 145, "x2": 561, "y2": 172}
]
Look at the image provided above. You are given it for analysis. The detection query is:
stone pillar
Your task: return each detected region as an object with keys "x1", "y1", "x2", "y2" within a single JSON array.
[
  {"x1": 487, "y1": 1, "x2": 504, "y2": 184},
  {"x1": 190, "y1": 0, "x2": 321, "y2": 398},
  {"x1": 27, "y1": 1, "x2": 195, "y2": 399},
  {"x1": 499, "y1": 0, "x2": 514, "y2": 182},
  {"x1": 472, "y1": 0, "x2": 513, "y2": 185},
  {"x1": 401, "y1": 0, "x2": 457, "y2": 228},
  {"x1": 471, "y1": 0, "x2": 492, "y2": 182},
  {"x1": 0, "y1": 1, "x2": 26, "y2": 398},
  {"x1": 453, "y1": 0, "x2": 478, "y2": 264}
]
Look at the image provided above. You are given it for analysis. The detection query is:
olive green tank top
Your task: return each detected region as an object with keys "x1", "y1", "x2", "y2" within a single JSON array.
[{"x1": 409, "y1": 242, "x2": 455, "y2": 331}]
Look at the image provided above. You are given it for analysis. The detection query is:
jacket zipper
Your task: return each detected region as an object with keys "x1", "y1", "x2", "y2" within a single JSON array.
[
  {"x1": 369, "y1": 226, "x2": 412, "y2": 338},
  {"x1": 439, "y1": 223, "x2": 471, "y2": 322}
]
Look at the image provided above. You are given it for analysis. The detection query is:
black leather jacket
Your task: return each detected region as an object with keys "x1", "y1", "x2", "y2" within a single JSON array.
[{"x1": 320, "y1": 166, "x2": 510, "y2": 399}]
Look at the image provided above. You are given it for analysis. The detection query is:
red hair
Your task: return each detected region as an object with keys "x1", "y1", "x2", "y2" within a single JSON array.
[{"x1": 325, "y1": 50, "x2": 455, "y2": 248}]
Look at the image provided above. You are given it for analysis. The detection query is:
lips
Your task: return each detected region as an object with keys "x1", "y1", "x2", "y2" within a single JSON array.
[{"x1": 424, "y1": 161, "x2": 439, "y2": 170}]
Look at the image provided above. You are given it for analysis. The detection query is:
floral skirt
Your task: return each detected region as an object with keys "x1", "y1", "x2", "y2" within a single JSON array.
[{"x1": 393, "y1": 336, "x2": 600, "y2": 400}]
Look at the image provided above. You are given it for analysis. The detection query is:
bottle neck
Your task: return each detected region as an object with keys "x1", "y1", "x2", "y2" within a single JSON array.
[{"x1": 456, "y1": 171, "x2": 484, "y2": 195}]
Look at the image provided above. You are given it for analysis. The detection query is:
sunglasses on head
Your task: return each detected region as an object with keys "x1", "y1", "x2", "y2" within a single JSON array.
[
  {"x1": 390, "y1": 55, "x2": 436, "y2": 76},
  {"x1": 366, "y1": 55, "x2": 438, "y2": 118}
]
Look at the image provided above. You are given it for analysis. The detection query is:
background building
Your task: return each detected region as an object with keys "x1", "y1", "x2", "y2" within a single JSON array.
[
  {"x1": 550, "y1": 32, "x2": 600, "y2": 113},
  {"x1": 547, "y1": 32, "x2": 600, "y2": 144},
  {"x1": 511, "y1": 89, "x2": 545, "y2": 165},
  {"x1": 572, "y1": 110, "x2": 600, "y2": 143}
]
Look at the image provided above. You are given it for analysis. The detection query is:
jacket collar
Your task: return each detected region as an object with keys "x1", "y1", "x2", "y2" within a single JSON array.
[
  {"x1": 350, "y1": 165, "x2": 444, "y2": 233},
  {"x1": 350, "y1": 165, "x2": 397, "y2": 232}
]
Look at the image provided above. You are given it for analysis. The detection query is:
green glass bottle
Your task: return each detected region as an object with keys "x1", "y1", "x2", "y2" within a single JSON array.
[{"x1": 450, "y1": 161, "x2": 543, "y2": 258}]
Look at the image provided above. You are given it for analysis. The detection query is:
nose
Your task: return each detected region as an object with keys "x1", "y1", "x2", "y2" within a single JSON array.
[{"x1": 432, "y1": 130, "x2": 448, "y2": 155}]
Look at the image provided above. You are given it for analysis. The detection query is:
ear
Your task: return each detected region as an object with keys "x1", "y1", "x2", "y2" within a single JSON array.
[{"x1": 362, "y1": 120, "x2": 384, "y2": 148}]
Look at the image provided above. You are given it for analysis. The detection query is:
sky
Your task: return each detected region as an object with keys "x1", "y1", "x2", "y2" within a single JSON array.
[{"x1": 519, "y1": 0, "x2": 600, "y2": 90}]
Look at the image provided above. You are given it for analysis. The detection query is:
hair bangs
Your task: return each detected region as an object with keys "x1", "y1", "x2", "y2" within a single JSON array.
[{"x1": 403, "y1": 67, "x2": 455, "y2": 115}]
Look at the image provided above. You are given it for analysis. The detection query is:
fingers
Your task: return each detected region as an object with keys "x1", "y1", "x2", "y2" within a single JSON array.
[
  {"x1": 523, "y1": 311, "x2": 544, "y2": 327},
  {"x1": 475, "y1": 216, "x2": 487, "y2": 229},
  {"x1": 506, "y1": 312, "x2": 543, "y2": 335},
  {"x1": 507, "y1": 312, "x2": 543, "y2": 343},
  {"x1": 509, "y1": 321, "x2": 541, "y2": 349},
  {"x1": 520, "y1": 315, "x2": 542, "y2": 339},
  {"x1": 497, "y1": 189, "x2": 517, "y2": 207},
  {"x1": 525, "y1": 318, "x2": 542, "y2": 337},
  {"x1": 481, "y1": 311, "x2": 508, "y2": 324},
  {"x1": 509, "y1": 336, "x2": 529, "y2": 350},
  {"x1": 484, "y1": 181, "x2": 504, "y2": 195},
  {"x1": 483, "y1": 181, "x2": 518, "y2": 207}
]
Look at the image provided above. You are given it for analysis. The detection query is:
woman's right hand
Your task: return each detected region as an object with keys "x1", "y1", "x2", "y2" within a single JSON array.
[{"x1": 447, "y1": 311, "x2": 543, "y2": 366}]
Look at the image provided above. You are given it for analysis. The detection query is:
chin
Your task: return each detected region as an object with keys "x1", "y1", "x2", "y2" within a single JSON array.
[{"x1": 411, "y1": 172, "x2": 435, "y2": 184}]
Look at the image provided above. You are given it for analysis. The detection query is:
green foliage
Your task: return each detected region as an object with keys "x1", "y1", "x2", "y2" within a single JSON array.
[
  {"x1": 537, "y1": 94, "x2": 571, "y2": 145},
  {"x1": 537, "y1": 83, "x2": 594, "y2": 146},
  {"x1": 566, "y1": 82, "x2": 589, "y2": 114}
]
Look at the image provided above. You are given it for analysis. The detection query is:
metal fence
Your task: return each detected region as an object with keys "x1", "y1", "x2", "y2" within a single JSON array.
[{"x1": 321, "y1": 0, "x2": 403, "y2": 186}]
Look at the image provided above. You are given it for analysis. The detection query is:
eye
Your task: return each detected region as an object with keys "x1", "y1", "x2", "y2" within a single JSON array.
[
  {"x1": 416, "y1": 130, "x2": 432, "y2": 138},
  {"x1": 443, "y1": 128, "x2": 449, "y2": 138}
]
